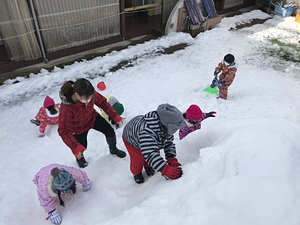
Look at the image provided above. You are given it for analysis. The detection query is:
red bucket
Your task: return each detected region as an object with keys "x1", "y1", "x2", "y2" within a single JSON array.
[{"x1": 97, "y1": 81, "x2": 106, "y2": 91}]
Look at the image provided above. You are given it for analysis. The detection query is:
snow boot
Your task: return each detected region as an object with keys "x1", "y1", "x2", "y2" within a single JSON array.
[
  {"x1": 31, "y1": 119, "x2": 41, "y2": 126},
  {"x1": 106, "y1": 136, "x2": 126, "y2": 158},
  {"x1": 76, "y1": 155, "x2": 88, "y2": 168},
  {"x1": 144, "y1": 166, "x2": 155, "y2": 176},
  {"x1": 134, "y1": 173, "x2": 144, "y2": 184}
]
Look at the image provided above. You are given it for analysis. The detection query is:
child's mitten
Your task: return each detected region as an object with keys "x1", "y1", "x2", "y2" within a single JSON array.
[
  {"x1": 206, "y1": 112, "x2": 216, "y2": 118},
  {"x1": 212, "y1": 77, "x2": 219, "y2": 87},
  {"x1": 218, "y1": 80, "x2": 225, "y2": 86},
  {"x1": 82, "y1": 180, "x2": 92, "y2": 192},
  {"x1": 47, "y1": 209, "x2": 62, "y2": 224},
  {"x1": 161, "y1": 164, "x2": 183, "y2": 180}
]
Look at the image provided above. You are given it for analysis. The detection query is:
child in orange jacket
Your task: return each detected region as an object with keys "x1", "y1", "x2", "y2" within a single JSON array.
[
  {"x1": 210, "y1": 53, "x2": 237, "y2": 100},
  {"x1": 31, "y1": 96, "x2": 60, "y2": 137}
]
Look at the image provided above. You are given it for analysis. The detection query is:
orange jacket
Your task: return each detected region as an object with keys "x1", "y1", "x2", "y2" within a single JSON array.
[{"x1": 215, "y1": 62, "x2": 237, "y2": 87}]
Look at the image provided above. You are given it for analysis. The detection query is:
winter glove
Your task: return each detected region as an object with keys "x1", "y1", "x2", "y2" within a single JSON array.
[
  {"x1": 161, "y1": 164, "x2": 183, "y2": 180},
  {"x1": 218, "y1": 80, "x2": 225, "y2": 86},
  {"x1": 206, "y1": 111, "x2": 216, "y2": 118},
  {"x1": 48, "y1": 209, "x2": 62, "y2": 224},
  {"x1": 82, "y1": 180, "x2": 92, "y2": 192},
  {"x1": 212, "y1": 77, "x2": 219, "y2": 86},
  {"x1": 116, "y1": 118, "x2": 125, "y2": 129},
  {"x1": 30, "y1": 119, "x2": 41, "y2": 126},
  {"x1": 38, "y1": 133, "x2": 45, "y2": 138},
  {"x1": 214, "y1": 70, "x2": 219, "y2": 76},
  {"x1": 167, "y1": 157, "x2": 182, "y2": 167},
  {"x1": 110, "y1": 119, "x2": 120, "y2": 129}
]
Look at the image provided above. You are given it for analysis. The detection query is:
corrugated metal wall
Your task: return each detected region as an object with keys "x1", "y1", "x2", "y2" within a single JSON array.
[
  {"x1": 33, "y1": 0, "x2": 120, "y2": 53},
  {"x1": 0, "y1": 0, "x2": 41, "y2": 62}
]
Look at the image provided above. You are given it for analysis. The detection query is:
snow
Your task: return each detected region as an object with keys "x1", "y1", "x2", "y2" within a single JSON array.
[{"x1": 1, "y1": 10, "x2": 300, "y2": 225}]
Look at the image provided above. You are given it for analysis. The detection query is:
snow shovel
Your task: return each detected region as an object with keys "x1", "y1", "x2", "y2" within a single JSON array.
[
  {"x1": 203, "y1": 85, "x2": 218, "y2": 94},
  {"x1": 204, "y1": 74, "x2": 219, "y2": 94}
]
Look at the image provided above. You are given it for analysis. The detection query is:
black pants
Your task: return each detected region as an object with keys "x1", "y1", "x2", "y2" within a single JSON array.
[{"x1": 74, "y1": 114, "x2": 115, "y2": 148}]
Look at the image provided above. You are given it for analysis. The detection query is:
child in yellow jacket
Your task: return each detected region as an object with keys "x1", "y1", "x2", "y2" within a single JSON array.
[{"x1": 100, "y1": 96, "x2": 124, "y2": 129}]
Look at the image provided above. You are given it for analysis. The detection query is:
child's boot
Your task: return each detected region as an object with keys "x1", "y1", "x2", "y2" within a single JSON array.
[
  {"x1": 144, "y1": 166, "x2": 155, "y2": 176},
  {"x1": 133, "y1": 173, "x2": 144, "y2": 184},
  {"x1": 31, "y1": 119, "x2": 41, "y2": 126}
]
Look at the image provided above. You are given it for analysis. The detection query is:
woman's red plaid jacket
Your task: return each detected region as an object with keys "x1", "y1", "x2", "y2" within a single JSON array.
[{"x1": 58, "y1": 91, "x2": 121, "y2": 155}]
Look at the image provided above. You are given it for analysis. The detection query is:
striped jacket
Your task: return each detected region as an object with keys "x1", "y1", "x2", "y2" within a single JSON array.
[{"x1": 123, "y1": 111, "x2": 177, "y2": 172}]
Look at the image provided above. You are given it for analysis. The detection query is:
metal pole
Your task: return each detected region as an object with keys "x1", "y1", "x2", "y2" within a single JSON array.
[{"x1": 28, "y1": 0, "x2": 48, "y2": 63}]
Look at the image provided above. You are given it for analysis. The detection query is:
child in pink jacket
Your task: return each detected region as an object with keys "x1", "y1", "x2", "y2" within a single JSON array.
[
  {"x1": 31, "y1": 96, "x2": 60, "y2": 137},
  {"x1": 179, "y1": 104, "x2": 216, "y2": 140},
  {"x1": 33, "y1": 163, "x2": 91, "y2": 224}
]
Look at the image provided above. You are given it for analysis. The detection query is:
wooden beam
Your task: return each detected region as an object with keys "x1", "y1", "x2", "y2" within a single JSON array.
[{"x1": 124, "y1": 3, "x2": 161, "y2": 12}]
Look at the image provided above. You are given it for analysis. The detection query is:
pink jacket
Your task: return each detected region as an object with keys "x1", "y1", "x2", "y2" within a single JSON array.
[
  {"x1": 35, "y1": 103, "x2": 60, "y2": 134},
  {"x1": 33, "y1": 163, "x2": 89, "y2": 213},
  {"x1": 179, "y1": 113, "x2": 207, "y2": 140}
]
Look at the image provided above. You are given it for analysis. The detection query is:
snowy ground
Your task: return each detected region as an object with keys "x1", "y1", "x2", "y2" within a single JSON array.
[{"x1": 1, "y1": 10, "x2": 300, "y2": 225}]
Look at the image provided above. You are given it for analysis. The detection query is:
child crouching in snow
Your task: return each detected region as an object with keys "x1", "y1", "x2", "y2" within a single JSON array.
[
  {"x1": 179, "y1": 104, "x2": 216, "y2": 140},
  {"x1": 31, "y1": 96, "x2": 60, "y2": 137},
  {"x1": 33, "y1": 164, "x2": 91, "y2": 224}
]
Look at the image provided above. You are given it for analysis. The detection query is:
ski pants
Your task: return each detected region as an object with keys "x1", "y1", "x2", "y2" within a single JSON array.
[
  {"x1": 122, "y1": 137, "x2": 152, "y2": 175},
  {"x1": 219, "y1": 85, "x2": 229, "y2": 99},
  {"x1": 74, "y1": 114, "x2": 115, "y2": 148}
]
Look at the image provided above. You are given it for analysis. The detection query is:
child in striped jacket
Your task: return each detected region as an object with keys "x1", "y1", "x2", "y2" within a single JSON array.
[{"x1": 122, "y1": 103, "x2": 186, "y2": 184}]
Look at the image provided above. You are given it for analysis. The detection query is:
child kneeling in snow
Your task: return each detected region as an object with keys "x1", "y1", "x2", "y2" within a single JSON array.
[
  {"x1": 33, "y1": 164, "x2": 91, "y2": 224},
  {"x1": 31, "y1": 96, "x2": 60, "y2": 137},
  {"x1": 179, "y1": 104, "x2": 216, "y2": 140},
  {"x1": 100, "y1": 96, "x2": 124, "y2": 129}
]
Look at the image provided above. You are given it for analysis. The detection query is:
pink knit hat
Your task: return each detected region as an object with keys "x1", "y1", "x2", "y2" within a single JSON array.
[
  {"x1": 43, "y1": 96, "x2": 55, "y2": 107},
  {"x1": 186, "y1": 104, "x2": 203, "y2": 121}
]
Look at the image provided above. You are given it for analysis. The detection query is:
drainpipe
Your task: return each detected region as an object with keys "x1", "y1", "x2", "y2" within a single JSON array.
[{"x1": 28, "y1": 0, "x2": 48, "y2": 63}]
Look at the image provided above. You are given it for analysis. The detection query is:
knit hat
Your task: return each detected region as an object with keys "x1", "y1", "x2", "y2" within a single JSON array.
[
  {"x1": 113, "y1": 102, "x2": 124, "y2": 115},
  {"x1": 51, "y1": 167, "x2": 75, "y2": 192},
  {"x1": 156, "y1": 103, "x2": 186, "y2": 136},
  {"x1": 186, "y1": 104, "x2": 203, "y2": 121},
  {"x1": 44, "y1": 96, "x2": 55, "y2": 108},
  {"x1": 224, "y1": 54, "x2": 235, "y2": 64}
]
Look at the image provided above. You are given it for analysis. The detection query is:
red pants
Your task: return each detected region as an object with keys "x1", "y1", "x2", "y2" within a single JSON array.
[{"x1": 122, "y1": 136, "x2": 151, "y2": 175}]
